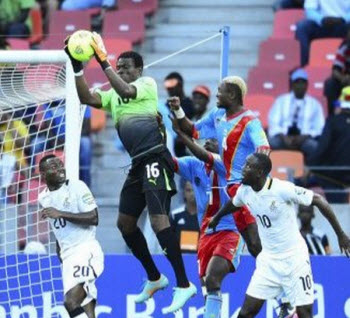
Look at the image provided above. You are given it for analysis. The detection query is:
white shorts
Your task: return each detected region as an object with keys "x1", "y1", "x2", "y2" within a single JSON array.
[
  {"x1": 246, "y1": 250, "x2": 314, "y2": 307},
  {"x1": 62, "y1": 240, "x2": 104, "y2": 306}
]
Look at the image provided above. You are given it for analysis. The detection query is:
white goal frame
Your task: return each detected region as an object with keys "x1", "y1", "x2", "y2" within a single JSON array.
[{"x1": 0, "y1": 50, "x2": 81, "y2": 180}]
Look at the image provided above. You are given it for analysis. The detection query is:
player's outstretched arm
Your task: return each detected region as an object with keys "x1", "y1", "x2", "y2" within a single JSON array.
[
  {"x1": 64, "y1": 38, "x2": 103, "y2": 108},
  {"x1": 168, "y1": 96, "x2": 194, "y2": 136},
  {"x1": 91, "y1": 32, "x2": 136, "y2": 99},
  {"x1": 41, "y1": 207, "x2": 98, "y2": 226},
  {"x1": 169, "y1": 115, "x2": 211, "y2": 163},
  {"x1": 312, "y1": 193, "x2": 350, "y2": 257},
  {"x1": 208, "y1": 200, "x2": 239, "y2": 231}
]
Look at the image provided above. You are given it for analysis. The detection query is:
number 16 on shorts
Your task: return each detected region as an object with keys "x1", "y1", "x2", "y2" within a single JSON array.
[{"x1": 146, "y1": 162, "x2": 160, "y2": 186}]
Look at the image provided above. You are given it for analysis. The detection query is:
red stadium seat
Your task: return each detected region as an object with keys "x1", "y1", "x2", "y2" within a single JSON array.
[
  {"x1": 247, "y1": 67, "x2": 289, "y2": 97},
  {"x1": 29, "y1": 8, "x2": 44, "y2": 45},
  {"x1": 46, "y1": 10, "x2": 91, "y2": 46},
  {"x1": 270, "y1": 150, "x2": 304, "y2": 180},
  {"x1": 84, "y1": 67, "x2": 110, "y2": 89},
  {"x1": 81, "y1": 69, "x2": 109, "y2": 132},
  {"x1": 271, "y1": 9, "x2": 304, "y2": 39},
  {"x1": 103, "y1": 10, "x2": 145, "y2": 44},
  {"x1": 7, "y1": 39, "x2": 30, "y2": 50},
  {"x1": 309, "y1": 38, "x2": 342, "y2": 68},
  {"x1": 88, "y1": 38, "x2": 132, "y2": 69},
  {"x1": 258, "y1": 39, "x2": 300, "y2": 70},
  {"x1": 244, "y1": 94, "x2": 274, "y2": 129},
  {"x1": 118, "y1": 0, "x2": 158, "y2": 15},
  {"x1": 305, "y1": 67, "x2": 331, "y2": 97}
]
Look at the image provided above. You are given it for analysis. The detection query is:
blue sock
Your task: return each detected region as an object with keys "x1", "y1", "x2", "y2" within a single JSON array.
[{"x1": 204, "y1": 292, "x2": 222, "y2": 318}]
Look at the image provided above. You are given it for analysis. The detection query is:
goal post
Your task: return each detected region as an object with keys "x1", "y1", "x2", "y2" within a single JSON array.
[
  {"x1": 0, "y1": 50, "x2": 83, "y2": 316},
  {"x1": 0, "y1": 50, "x2": 81, "y2": 179}
]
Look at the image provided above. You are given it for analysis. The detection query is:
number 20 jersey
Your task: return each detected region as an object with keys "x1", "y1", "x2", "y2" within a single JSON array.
[
  {"x1": 233, "y1": 178, "x2": 313, "y2": 256},
  {"x1": 38, "y1": 179, "x2": 98, "y2": 259}
]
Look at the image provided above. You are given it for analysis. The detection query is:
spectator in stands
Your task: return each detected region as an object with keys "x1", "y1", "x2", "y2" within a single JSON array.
[
  {"x1": 324, "y1": 27, "x2": 350, "y2": 115},
  {"x1": 192, "y1": 85, "x2": 211, "y2": 121},
  {"x1": 59, "y1": 0, "x2": 115, "y2": 10},
  {"x1": 164, "y1": 72, "x2": 194, "y2": 119},
  {"x1": 268, "y1": 69, "x2": 325, "y2": 163},
  {"x1": 0, "y1": 134, "x2": 16, "y2": 205},
  {"x1": 0, "y1": 38, "x2": 10, "y2": 50},
  {"x1": 273, "y1": 0, "x2": 304, "y2": 11},
  {"x1": 0, "y1": 112, "x2": 29, "y2": 171},
  {"x1": 0, "y1": 0, "x2": 36, "y2": 38},
  {"x1": 163, "y1": 72, "x2": 194, "y2": 157},
  {"x1": 296, "y1": 0, "x2": 350, "y2": 66},
  {"x1": 171, "y1": 181, "x2": 199, "y2": 253},
  {"x1": 36, "y1": 0, "x2": 55, "y2": 36},
  {"x1": 298, "y1": 205, "x2": 330, "y2": 255},
  {"x1": 306, "y1": 85, "x2": 350, "y2": 203}
]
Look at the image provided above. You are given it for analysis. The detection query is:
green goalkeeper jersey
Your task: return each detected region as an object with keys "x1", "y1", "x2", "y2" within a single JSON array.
[{"x1": 96, "y1": 76, "x2": 165, "y2": 159}]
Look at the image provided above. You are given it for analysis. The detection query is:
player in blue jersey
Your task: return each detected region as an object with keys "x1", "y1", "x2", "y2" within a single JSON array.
[
  {"x1": 168, "y1": 76, "x2": 268, "y2": 252},
  {"x1": 171, "y1": 117, "x2": 244, "y2": 318}
]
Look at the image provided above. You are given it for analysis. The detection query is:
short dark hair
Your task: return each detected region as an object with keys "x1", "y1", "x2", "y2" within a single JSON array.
[
  {"x1": 253, "y1": 153, "x2": 272, "y2": 176},
  {"x1": 165, "y1": 72, "x2": 183, "y2": 83},
  {"x1": 39, "y1": 154, "x2": 57, "y2": 171},
  {"x1": 118, "y1": 51, "x2": 143, "y2": 69}
]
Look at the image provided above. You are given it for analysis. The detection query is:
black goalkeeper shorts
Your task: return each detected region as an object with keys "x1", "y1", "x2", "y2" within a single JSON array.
[{"x1": 119, "y1": 151, "x2": 177, "y2": 218}]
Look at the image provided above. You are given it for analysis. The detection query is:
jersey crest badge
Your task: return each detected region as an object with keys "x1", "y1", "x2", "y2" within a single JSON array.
[
  {"x1": 270, "y1": 200, "x2": 277, "y2": 212},
  {"x1": 63, "y1": 197, "x2": 70, "y2": 209}
]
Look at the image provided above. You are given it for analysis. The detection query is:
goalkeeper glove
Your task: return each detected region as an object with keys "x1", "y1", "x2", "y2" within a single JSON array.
[
  {"x1": 63, "y1": 37, "x2": 83, "y2": 74},
  {"x1": 91, "y1": 32, "x2": 111, "y2": 71}
]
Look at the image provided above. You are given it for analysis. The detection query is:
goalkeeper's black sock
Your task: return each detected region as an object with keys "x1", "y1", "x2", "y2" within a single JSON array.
[
  {"x1": 156, "y1": 227, "x2": 189, "y2": 288},
  {"x1": 122, "y1": 227, "x2": 161, "y2": 281},
  {"x1": 68, "y1": 307, "x2": 87, "y2": 318}
]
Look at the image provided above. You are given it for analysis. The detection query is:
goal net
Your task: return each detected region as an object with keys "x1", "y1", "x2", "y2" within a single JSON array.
[{"x1": 0, "y1": 51, "x2": 83, "y2": 317}]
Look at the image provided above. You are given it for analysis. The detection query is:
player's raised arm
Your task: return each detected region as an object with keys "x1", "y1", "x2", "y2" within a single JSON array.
[
  {"x1": 311, "y1": 193, "x2": 350, "y2": 257},
  {"x1": 64, "y1": 38, "x2": 102, "y2": 108},
  {"x1": 91, "y1": 32, "x2": 137, "y2": 99},
  {"x1": 41, "y1": 207, "x2": 98, "y2": 226},
  {"x1": 168, "y1": 96, "x2": 195, "y2": 136},
  {"x1": 170, "y1": 115, "x2": 211, "y2": 163}
]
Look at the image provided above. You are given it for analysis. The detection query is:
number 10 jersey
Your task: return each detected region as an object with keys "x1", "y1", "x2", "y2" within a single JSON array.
[{"x1": 233, "y1": 178, "x2": 313, "y2": 256}]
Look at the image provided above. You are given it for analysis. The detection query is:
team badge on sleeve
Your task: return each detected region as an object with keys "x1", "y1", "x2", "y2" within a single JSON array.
[{"x1": 82, "y1": 193, "x2": 95, "y2": 205}]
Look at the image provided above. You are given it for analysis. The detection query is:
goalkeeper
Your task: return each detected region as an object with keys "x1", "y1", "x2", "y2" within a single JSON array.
[{"x1": 64, "y1": 33, "x2": 196, "y2": 313}]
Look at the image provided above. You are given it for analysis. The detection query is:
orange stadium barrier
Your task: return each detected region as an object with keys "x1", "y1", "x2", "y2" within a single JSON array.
[
  {"x1": 91, "y1": 107, "x2": 106, "y2": 133},
  {"x1": 270, "y1": 150, "x2": 304, "y2": 180}
]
